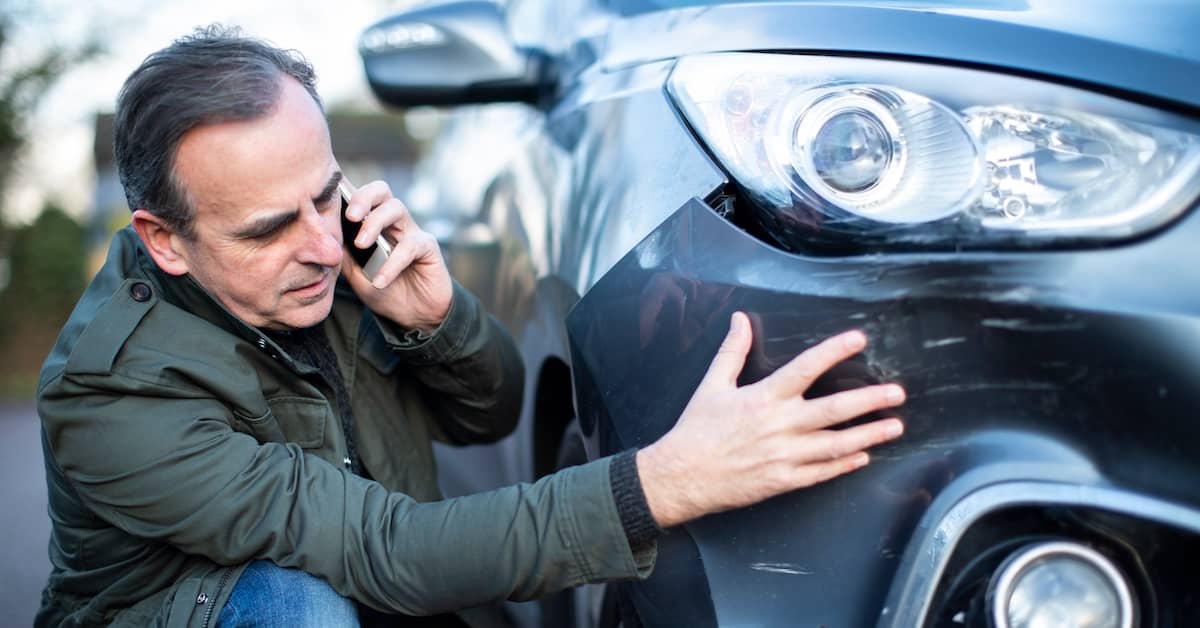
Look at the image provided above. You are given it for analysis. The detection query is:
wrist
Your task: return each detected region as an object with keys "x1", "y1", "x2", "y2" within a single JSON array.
[
  {"x1": 610, "y1": 450, "x2": 661, "y2": 550},
  {"x1": 380, "y1": 294, "x2": 451, "y2": 336},
  {"x1": 407, "y1": 314, "x2": 445, "y2": 335},
  {"x1": 635, "y1": 442, "x2": 700, "y2": 529}
]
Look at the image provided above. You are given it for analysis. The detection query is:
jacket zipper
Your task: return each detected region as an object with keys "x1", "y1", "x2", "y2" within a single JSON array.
[{"x1": 199, "y1": 566, "x2": 235, "y2": 628}]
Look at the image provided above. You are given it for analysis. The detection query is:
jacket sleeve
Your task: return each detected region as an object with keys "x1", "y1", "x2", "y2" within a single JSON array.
[
  {"x1": 39, "y1": 372, "x2": 654, "y2": 614},
  {"x1": 372, "y1": 280, "x2": 524, "y2": 445}
]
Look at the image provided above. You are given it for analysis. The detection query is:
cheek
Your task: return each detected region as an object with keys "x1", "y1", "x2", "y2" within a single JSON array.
[
  {"x1": 209, "y1": 240, "x2": 263, "y2": 270},
  {"x1": 220, "y1": 245, "x2": 294, "y2": 294},
  {"x1": 259, "y1": 250, "x2": 299, "y2": 284}
]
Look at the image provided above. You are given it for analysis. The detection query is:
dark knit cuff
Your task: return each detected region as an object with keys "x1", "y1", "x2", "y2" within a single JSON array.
[{"x1": 609, "y1": 449, "x2": 662, "y2": 552}]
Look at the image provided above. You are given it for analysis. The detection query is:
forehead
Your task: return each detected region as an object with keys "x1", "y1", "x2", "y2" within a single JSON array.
[{"x1": 172, "y1": 78, "x2": 335, "y2": 227}]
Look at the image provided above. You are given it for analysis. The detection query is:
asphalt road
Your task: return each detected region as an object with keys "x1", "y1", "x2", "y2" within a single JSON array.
[{"x1": 1, "y1": 400, "x2": 50, "y2": 628}]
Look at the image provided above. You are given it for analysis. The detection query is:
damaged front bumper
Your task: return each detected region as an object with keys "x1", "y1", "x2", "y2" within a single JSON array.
[{"x1": 566, "y1": 197, "x2": 1200, "y2": 626}]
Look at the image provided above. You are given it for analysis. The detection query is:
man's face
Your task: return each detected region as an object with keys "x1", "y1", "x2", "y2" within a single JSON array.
[{"x1": 170, "y1": 77, "x2": 345, "y2": 330}]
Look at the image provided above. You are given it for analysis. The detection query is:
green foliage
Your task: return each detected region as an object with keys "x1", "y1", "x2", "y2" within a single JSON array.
[
  {"x1": 0, "y1": 6, "x2": 103, "y2": 396},
  {"x1": 0, "y1": 202, "x2": 87, "y2": 396},
  {"x1": 2, "y1": 202, "x2": 86, "y2": 314}
]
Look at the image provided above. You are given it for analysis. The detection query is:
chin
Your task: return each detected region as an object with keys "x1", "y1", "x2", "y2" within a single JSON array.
[{"x1": 276, "y1": 295, "x2": 336, "y2": 331}]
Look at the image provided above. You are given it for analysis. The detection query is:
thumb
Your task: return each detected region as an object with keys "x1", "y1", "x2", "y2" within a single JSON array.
[{"x1": 700, "y1": 311, "x2": 752, "y2": 389}]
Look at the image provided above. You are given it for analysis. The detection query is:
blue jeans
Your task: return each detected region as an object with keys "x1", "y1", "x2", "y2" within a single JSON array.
[{"x1": 218, "y1": 560, "x2": 359, "y2": 627}]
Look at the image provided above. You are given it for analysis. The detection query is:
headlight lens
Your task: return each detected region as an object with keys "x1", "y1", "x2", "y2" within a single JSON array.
[
  {"x1": 766, "y1": 84, "x2": 982, "y2": 224},
  {"x1": 811, "y1": 108, "x2": 893, "y2": 193},
  {"x1": 987, "y1": 541, "x2": 1135, "y2": 628},
  {"x1": 668, "y1": 54, "x2": 1200, "y2": 250}
]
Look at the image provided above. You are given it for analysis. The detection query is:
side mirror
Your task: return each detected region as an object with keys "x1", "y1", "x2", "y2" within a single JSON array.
[{"x1": 359, "y1": 1, "x2": 549, "y2": 107}]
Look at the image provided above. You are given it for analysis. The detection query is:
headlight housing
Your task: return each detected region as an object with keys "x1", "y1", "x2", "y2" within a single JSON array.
[{"x1": 668, "y1": 54, "x2": 1200, "y2": 251}]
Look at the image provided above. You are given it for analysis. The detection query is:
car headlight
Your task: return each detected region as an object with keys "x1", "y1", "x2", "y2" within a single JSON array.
[
  {"x1": 986, "y1": 541, "x2": 1135, "y2": 628},
  {"x1": 667, "y1": 53, "x2": 1200, "y2": 250}
]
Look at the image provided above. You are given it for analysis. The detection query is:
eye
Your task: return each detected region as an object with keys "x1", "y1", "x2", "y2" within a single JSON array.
[{"x1": 249, "y1": 227, "x2": 286, "y2": 243}]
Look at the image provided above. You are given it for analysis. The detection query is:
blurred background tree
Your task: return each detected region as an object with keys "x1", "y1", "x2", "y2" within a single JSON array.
[
  {"x1": 0, "y1": 7, "x2": 101, "y2": 396},
  {"x1": 0, "y1": 11, "x2": 102, "y2": 215},
  {"x1": 0, "y1": 203, "x2": 87, "y2": 395}
]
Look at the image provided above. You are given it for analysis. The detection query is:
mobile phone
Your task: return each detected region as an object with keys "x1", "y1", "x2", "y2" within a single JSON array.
[{"x1": 339, "y1": 179, "x2": 392, "y2": 281}]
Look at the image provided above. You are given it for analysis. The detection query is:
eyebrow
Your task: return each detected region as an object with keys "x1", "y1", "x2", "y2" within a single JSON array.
[
  {"x1": 231, "y1": 210, "x2": 299, "y2": 240},
  {"x1": 231, "y1": 172, "x2": 344, "y2": 240},
  {"x1": 313, "y1": 172, "x2": 343, "y2": 206}
]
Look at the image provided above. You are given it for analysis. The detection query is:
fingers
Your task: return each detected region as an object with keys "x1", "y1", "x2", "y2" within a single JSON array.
[
  {"x1": 792, "y1": 383, "x2": 906, "y2": 431},
  {"x1": 365, "y1": 230, "x2": 441, "y2": 289},
  {"x1": 356, "y1": 199, "x2": 417, "y2": 249},
  {"x1": 699, "y1": 312, "x2": 752, "y2": 389},
  {"x1": 757, "y1": 330, "x2": 867, "y2": 399},
  {"x1": 342, "y1": 180, "x2": 394, "y2": 222},
  {"x1": 339, "y1": 179, "x2": 438, "y2": 289},
  {"x1": 794, "y1": 418, "x2": 904, "y2": 464},
  {"x1": 343, "y1": 181, "x2": 419, "y2": 249},
  {"x1": 793, "y1": 451, "x2": 872, "y2": 488}
]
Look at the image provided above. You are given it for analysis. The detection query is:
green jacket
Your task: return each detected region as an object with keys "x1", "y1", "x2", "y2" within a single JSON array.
[{"x1": 36, "y1": 228, "x2": 654, "y2": 627}]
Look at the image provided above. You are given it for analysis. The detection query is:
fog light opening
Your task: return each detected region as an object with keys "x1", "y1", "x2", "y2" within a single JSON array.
[{"x1": 987, "y1": 541, "x2": 1135, "y2": 628}]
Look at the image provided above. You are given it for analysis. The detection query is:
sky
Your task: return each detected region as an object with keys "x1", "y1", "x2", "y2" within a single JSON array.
[{"x1": 4, "y1": 0, "x2": 417, "y2": 224}]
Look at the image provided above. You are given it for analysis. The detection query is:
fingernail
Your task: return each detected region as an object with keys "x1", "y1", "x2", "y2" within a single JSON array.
[
  {"x1": 885, "y1": 419, "x2": 904, "y2": 438},
  {"x1": 730, "y1": 312, "x2": 744, "y2": 334},
  {"x1": 854, "y1": 452, "x2": 870, "y2": 467},
  {"x1": 371, "y1": 277, "x2": 386, "y2": 290},
  {"x1": 886, "y1": 385, "x2": 906, "y2": 404},
  {"x1": 842, "y1": 331, "x2": 866, "y2": 351}
]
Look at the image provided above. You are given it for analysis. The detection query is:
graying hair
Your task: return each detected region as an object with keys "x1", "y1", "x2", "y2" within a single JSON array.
[{"x1": 113, "y1": 24, "x2": 324, "y2": 238}]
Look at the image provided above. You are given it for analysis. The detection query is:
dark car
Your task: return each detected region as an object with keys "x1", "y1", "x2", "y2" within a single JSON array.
[{"x1": 356, "y1": 1, "x2": 1200, "y2": 626}]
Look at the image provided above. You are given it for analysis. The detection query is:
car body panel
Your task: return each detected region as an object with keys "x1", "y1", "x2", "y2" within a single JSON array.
[
  {"x1": 566, "y1": 198, "x2": 1200, "y2": 625},
  {"x1": 602, "y1": 1, "x2": 1200, "y2": 110},
  {"x1": 365, "y1": 0, "x2": 1200, "y2": 625}
]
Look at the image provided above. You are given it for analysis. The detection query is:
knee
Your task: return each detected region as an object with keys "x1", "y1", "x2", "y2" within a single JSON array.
[{"x1": 218, "y1": 560, "x2": 359, "y2": 627}]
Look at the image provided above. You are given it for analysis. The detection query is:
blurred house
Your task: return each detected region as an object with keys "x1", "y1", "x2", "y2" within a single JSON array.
[{"x1": 90, "y1": 110, "x2": 421, "y2": 268}]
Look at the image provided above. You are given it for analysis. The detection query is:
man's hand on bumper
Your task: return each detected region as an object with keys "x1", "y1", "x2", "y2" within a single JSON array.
[{"x1": 636, "y1": 311, "x2": 906, "y2": 529}]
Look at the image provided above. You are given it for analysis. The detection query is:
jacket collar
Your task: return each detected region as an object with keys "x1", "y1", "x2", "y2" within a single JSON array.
[{"x1": 117, "y1": 227, "x2": 322, "y2": 376}]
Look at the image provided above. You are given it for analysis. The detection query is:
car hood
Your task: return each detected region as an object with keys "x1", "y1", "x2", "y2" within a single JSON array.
[
  {"x1": 916, "y1": 0, "x2": 1197, "y2": 62},
  {"x1": 602, "y1": 0, "x2": 1200, "y2": 110}
]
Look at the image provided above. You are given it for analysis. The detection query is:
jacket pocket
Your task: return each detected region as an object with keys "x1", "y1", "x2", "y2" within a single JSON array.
[{"x1": 232, "y1": 396, "x2": 329, "y2": 449}]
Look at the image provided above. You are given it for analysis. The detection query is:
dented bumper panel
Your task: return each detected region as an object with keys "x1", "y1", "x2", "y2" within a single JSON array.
[{"x1": 566, "y1": 198, "x2": 1200, "y2": 626}]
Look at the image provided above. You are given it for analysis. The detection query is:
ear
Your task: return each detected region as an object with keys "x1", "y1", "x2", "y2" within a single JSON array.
[{"x1": 130, "y1": 209, "x2": 192, "y2": 276}]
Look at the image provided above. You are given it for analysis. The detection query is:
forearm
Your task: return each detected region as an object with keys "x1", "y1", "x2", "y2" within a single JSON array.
[
  {"x1": 340, "y1": 456, "x2": 653, "y2": 613},
  {"x1": 45, "y1": 384, "x2": 648, "y2": 615}
]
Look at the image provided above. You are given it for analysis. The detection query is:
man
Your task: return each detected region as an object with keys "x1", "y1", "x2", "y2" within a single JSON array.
[{"x1": 36, "y1": 26, "x2": 906, "y2": 627}]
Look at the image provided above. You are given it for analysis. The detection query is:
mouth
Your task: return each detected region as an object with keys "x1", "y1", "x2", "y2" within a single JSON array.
[{"x1": 287, "y1": 269, "x2": 333, "y2": 302}]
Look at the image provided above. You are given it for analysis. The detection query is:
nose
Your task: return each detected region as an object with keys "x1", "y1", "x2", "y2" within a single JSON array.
[{"x1": 296, "y1": 205, "x2": 343, "y2": 268}]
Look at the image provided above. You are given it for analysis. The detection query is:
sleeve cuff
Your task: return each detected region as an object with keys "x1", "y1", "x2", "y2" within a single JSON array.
[
  {"x1": 609, "y1": 448, "x2": 662, "y2": 553},
  {"x1": 561, "y1": 457, "x2": 658, "y2": 585},
  {"x1": 373, "y1": 280, "x2": 479, "y2": 364}
]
